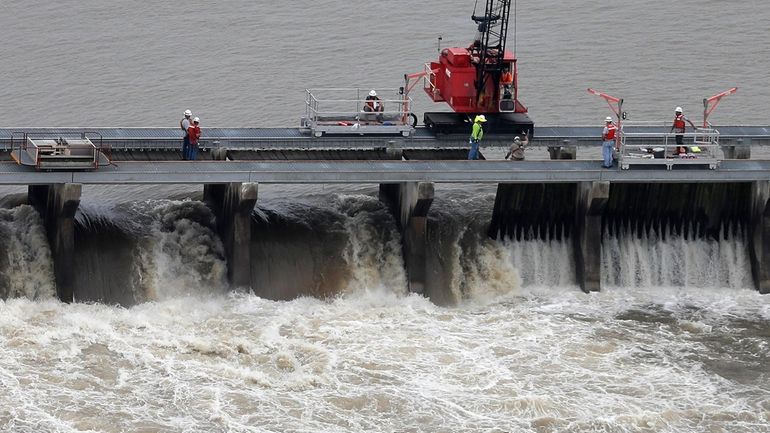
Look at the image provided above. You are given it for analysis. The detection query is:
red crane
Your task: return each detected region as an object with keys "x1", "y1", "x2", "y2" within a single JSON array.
[{"x1": 405, "y1": 0, "x2": 533, "y2": 136}]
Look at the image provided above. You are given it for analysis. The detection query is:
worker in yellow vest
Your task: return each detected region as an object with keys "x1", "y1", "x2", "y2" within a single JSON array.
[{"x1": 468, "y1": 115, "x2": 486, "y2": 160}]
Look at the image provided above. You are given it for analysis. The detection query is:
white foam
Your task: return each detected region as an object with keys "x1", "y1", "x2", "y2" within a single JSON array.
[
  {"x1": 0, "y1": 205, "x2": 56, "y2": 300},
  {"x1": 335, "y1": 194, "x2": 408, "y2": 295},
  {"x1": 602, "y1": 225, "x2": 753, "y2": 289},
  {"x1": 1, "y1": 287, "x2": 768, "y2": 432},
  {"x1": 131, "y1": 200, "x2": 228, "y2": 301}
]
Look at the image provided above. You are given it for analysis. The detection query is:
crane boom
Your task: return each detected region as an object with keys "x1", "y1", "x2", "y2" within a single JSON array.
[{"x1": 470, "y1": 0, "x2": 512, "y2": 104}]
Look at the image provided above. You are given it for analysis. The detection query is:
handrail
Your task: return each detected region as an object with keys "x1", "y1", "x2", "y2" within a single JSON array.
[
  {"x1": 618, "y1": 123, "x2": 720, "y2": 169},
  {"x1": 9, "y1": 130, "x2": 111, "y2": 170},
  {"x1": 304, "y1": 88, "x2": 414, "y2": 130}
]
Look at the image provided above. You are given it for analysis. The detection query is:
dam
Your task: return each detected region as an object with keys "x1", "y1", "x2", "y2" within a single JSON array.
[{"x1": 2, "y1": 125, "x2": 770, "y2": 302}]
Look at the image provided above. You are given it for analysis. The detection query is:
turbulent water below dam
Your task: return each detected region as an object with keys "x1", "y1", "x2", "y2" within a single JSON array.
[
  {"x1": 2, "y1": 185, "x2": 769, "y2": 432},
  {"x1": 2, "y1": 0, "x2": 770, "y2": 431}
]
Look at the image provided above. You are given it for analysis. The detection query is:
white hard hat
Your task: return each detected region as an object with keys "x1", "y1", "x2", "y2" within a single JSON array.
[
  {"x1": 193, "y1": 117, "x2": 200, "y2": 123},
  {"x1": 513, "y1": 136, "x2": 521, "y2": 142},
  {"x1": 369, "y1": 90, "x2": 377, "y2": 97},
  {"x1": 605, "y1": 116, "x2": 612, "y2": 122},
  {"x1": 184, "y1": 109, "x2": 192, "y2": 117},
  {"x1": 675, "y1": 106, "x2": 683, "y2": 113}
]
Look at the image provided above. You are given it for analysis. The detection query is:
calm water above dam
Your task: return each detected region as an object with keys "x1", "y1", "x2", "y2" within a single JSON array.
[{"x1": 1, "y1": 1, "x2": 770, "y2": 432}]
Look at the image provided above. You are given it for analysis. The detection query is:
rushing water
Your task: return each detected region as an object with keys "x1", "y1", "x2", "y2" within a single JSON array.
[{"x1": 1, "y1": 1, "x2": 770, "y2": 432}]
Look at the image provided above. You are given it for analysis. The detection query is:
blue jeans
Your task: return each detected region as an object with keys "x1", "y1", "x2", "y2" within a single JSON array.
[
  {"x1": 468, "y1": 139, "x2": 480, "y2": 160},
  {"x1": 187, "y1": 143, "x2": 199, "y2": 160},
  {"x1": 602, "y1": 140, "x2": 614, "y2": 167},
  {"x1": 182, "y1": 136, "x2": 190, "y2": 160}
]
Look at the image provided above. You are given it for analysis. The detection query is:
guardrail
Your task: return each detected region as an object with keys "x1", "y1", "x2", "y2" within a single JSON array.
[
  {"x1": 303, "y1": 88, "x2": 416, "y2": 137},
  {"x1": 9, "y1": 131, "x2": 110, "y2": 170},
  {"x1": 617, "y1": 122, "x2": 720, "y2": 169}
]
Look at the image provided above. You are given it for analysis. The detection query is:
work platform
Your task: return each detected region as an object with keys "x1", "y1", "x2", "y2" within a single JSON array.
[
  {"x1": 0, "y1": 125, "x2": 768, "y2": 184},
  {"x1": 1, "y1": 126, "x2": 768, "y2": 152},
  {"x1": 2, "y1": 160, "x2": 770, "y2": 185}
]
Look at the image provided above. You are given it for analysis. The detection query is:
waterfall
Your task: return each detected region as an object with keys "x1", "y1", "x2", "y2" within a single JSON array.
[{"x1": 0, "y1": 205, "x2": 56, "y2": 300}]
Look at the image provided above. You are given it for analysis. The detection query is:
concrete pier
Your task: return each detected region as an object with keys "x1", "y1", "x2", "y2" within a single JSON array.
[
  {"x1": 749, "y1": 181, "x2": 770, "y2": 293},
  {"x1": 379, "y1": 182, "x2": 434, "y2": 293},
  {"x1": 203, "y1": 182, "x2": 258, "y2": 289},
  {"x1": 28, "y1": 183, "x2": 82, "y2": 302},
  {"x1": 723, "y1": 138, "x2": 752, "y2": 160},
  {"x1": 548, "y1": 139, "x2": 577, "y2": 160},
  {"x1": 575, "y1": 182, "x2": 609, "y2": 292}
]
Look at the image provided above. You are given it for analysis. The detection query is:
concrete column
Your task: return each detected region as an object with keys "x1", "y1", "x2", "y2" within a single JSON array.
[
  {"x1": 548, "y1": 139, "x2": 577, "y2": 160},
  {"x1": 203, "y1": 182, "x2": 258, "y2": 289},
  {"x1": 384, "y1": 146, "x2": 403, "y2": 160},
  {"x1": 210, "y1": 146, "x2": 228, "y2": 161},
  {"x1": 749, "y1": 181, "x2": 770, "y2": 294},
  {"x1": 574, "y1": 181, "x2": 609, "y2": 293},
  {"x1": 28, "y1": 183, "x2": 82, "y2": 302},
  {"x1": 379, "y1": 182, "x2": 434, "y2": 294},
  {"x1": 724, "y1": 138, "x2": 751, "y2": 160}
]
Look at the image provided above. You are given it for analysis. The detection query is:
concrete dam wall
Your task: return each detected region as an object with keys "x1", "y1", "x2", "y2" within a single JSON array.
[
  {"x1": 4, "y1": 179, "x2": 768, "y2": 305},
  {"x1": 485, "y1": 182, "x2": 768, "y2": 294}
]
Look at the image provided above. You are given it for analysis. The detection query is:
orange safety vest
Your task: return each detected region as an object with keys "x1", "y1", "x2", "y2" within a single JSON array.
[
  {"x1": 673, "y1": 114, "x2": 686, "y2": 131},
  {"x1": 604, "y1": 124, "x2": 616, "y2": 140},
  {"x1": 501, "y1": 71, "x2": 513, "y2": 85},
  {"x1": 365, "y1": 96, "x2": 381, "y2": 111}
]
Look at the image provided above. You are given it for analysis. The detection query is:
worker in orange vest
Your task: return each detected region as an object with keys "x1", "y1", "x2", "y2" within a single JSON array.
[
  {"x1": 601, "y1": 116, "x2": 617, "y2": 168},
  {"x1": 186, "y1": 117, "x2": 202, "y2": 160},
  {"x1": 363, "y1": 90, "x2": 384, "y2": 122},
  {"x1": 670, "y1": 107, "x2": 696, "y2": 155},
  {"x1": 501, "y1": 70, "x2": 514, "y2": 98}
]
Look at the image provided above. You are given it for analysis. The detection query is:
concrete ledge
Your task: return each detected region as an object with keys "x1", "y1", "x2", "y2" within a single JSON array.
[{"x1": 7, "y1": 160, "x2": 770, "y2": 185}]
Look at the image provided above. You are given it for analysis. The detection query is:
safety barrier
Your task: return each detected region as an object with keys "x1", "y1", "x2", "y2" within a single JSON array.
[
  {"x1": 302, "y1": 88, "x2": 416, "y2": 137},
  {"x1": 9, "y1": 131, "x2": 111, "y2": 170},
  {"x1": 618, "y1": 121, "x2": 720, "y2": 170}
]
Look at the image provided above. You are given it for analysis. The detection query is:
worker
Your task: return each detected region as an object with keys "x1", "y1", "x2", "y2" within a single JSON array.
[
  {"x1": 186, "y1": 117, "x2": 201, "y2": 160},
  {"x1": 468, "y1": 114, "x2": 486, "y2": 160},
  {"x1": 363, "y1": 90, "x2": 384, "y2": 122},
  {"x1": 670, "y1": 106, "x2": 696, "y2": 155},
  {"x1": 505, "y1": 132, "x2": 528, "y2": 161},
  {"x1": 180, "y1": 109, "x2": 193, "y2": 159},
  {"x1": 601, "y1": 116, "x2": 617, "y2": 168},
  {"x1": 501, "y1": 69, "x2": 514, "y2": 98}
]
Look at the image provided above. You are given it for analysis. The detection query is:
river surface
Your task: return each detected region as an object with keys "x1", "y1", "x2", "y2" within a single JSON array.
[{"x1": 1, "y1": 1, "x2": 770, "y2": 432}]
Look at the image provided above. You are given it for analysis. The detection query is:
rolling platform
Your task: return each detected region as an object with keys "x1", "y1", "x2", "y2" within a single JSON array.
[{"x1": 9, "y1": 133, "x2": 111, "y2": 170}]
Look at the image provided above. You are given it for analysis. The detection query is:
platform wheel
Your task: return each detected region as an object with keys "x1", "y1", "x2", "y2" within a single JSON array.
[{"x1": 408, "y1": 113, "x2": 418, "y2": 128}]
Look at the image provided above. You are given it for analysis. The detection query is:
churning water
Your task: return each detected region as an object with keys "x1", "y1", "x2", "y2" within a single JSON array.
[{"x1": 1, "y1": 0, "x2": 770, "y2": 432}]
